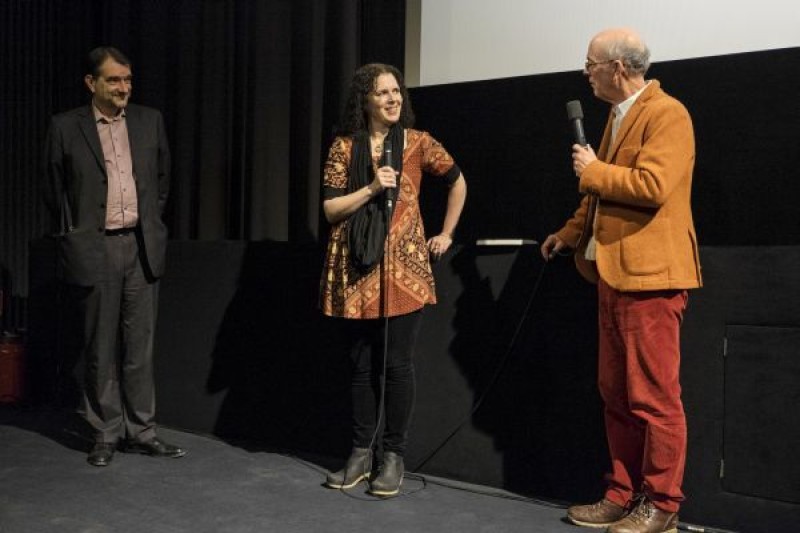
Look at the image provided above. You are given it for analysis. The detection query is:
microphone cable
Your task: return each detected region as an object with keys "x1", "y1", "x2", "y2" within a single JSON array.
[
  {"x1": 336, "y1": 173, "x2": 395, "y2": 500},
  {"x1": 334, "y1": 324, "x2": 387, "y2": 501},
  {"x1": 409, "y1": 252, "x2": 550, "y2": 474},
  {"x1": 311, "y1": 245, "x2": 552, "y2": 504}
]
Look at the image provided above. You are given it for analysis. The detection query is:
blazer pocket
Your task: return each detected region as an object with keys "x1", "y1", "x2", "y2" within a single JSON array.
[{"x1": 620, "y1": 219, "x2": 672, "y2": 275}]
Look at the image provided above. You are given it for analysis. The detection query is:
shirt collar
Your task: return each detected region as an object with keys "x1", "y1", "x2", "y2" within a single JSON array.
[
  {"x1": 93, "y1": 104, "x2": 126, "y2": 124},
  {"x1": 613, "y1": 80, "x2": 650, "y2": 120}
]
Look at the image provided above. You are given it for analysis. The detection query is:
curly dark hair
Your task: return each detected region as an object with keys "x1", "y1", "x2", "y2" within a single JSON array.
[{"x1": 336, "y1": 63, "x2": 415, "y2": 136}]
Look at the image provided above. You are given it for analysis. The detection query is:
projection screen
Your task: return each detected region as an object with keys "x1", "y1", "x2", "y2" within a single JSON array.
[{"x1": 405, "y1": 0, "x2": 800, "y2": 87}]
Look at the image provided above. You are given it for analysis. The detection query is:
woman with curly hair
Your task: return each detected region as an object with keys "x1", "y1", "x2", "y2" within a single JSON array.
[{"x1": 320, "y1": 63, "x2": 466, "y2": 497}]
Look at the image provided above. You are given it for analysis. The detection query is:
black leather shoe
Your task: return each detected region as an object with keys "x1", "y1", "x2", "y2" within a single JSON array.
[
  {"x1": 121, "y1": 437, "x2": 187, "y2": 458},
  {"x1": 87, "y1": 442, "x2": 116, "y2": 467}
]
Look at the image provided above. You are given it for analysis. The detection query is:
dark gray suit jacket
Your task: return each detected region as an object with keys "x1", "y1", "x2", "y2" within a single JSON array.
[{"x1": 43, "y1": 103, "x2": 171, "y2": 286}]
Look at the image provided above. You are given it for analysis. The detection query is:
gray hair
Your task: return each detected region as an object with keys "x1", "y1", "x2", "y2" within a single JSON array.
[{"x1": 607, "y1": 36, "x2": 650, "y2": 76}]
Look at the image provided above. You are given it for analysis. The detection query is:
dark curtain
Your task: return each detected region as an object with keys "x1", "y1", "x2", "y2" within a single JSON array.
[{"x1": 0, "y1": 0, "x2": 405, "y2": 329}]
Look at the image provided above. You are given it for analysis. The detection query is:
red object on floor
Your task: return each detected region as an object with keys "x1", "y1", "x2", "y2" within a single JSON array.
[{"x1": 0, "y1": 333, "x2": 25, "y2": 403}]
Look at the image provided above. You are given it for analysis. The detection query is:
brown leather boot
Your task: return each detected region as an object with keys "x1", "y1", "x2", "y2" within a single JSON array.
[
  {"x1": 566, "y1": 498, "x2": 628, "y2": 528},
  {"x1": 607, "y1": 498, "x2": 678, "y2": 533}
]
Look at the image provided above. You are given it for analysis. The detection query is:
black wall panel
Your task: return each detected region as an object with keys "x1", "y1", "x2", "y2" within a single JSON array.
[
  {"x1": 722, "y1": 325, "x2": 800, "y2": 504},
  {"x1": 679, "y1": 247, "x2": 800, "y2": 531},
  {"x1": 28, "y1": 241, "x2": 800, "y2": 531},
  {"x1": 409, "y1": 48, "x2": 800, "y2": 248}
]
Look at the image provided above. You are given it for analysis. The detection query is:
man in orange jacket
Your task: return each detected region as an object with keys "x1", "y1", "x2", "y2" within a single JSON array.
[{"x1": 541, "y1": 28, "x2": 702, "y2": 533}]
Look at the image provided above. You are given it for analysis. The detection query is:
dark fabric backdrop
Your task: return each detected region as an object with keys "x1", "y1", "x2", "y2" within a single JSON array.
[{"x1": 0, "y1": 0, "x2": 405, "y2": 330}]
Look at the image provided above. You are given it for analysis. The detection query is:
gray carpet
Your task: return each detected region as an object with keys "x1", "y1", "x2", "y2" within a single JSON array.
[{"x1": 0, "y1": 407, "x2": 575, "y2": 533}]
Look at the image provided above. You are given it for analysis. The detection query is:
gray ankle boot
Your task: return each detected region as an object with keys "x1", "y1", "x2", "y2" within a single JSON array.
[
  {"x1": 325, "y1": 447, "x2": 372, "y2": 489},
  {"x1": 368, "y1": 451, "x2": 404, "y2": 497}
]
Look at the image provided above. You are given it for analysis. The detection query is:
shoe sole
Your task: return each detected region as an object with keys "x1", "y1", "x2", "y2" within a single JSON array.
[
  {"x1": 566, "y1": 516, "x2": 622, "y2": 528},
  {"x1": 368, "y1": 488, "x2": 400, "y2": 498},
  {"x1": 367, "y1": 474, "x2": 404, "y2": 497},
  {"x1": 324, "y1": 473, "x2": 370, "y2": 490}
]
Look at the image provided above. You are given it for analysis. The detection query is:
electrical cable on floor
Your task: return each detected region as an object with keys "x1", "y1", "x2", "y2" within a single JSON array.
[
  {"x1": 677, "y1": 523, "x2": 739, "y2": 533},
  {"x1": 327, "y1": 250, "x2": 551, "y2": 502},
  {"x1": 410, "y1": 256, "x2": 549, "y2": 475},
  {"x1": 405, "y1": 473, "x2": 566, "y2": 508},
  {"x1": 292, "y1": 245, "x2": 552, "y2": 504}
]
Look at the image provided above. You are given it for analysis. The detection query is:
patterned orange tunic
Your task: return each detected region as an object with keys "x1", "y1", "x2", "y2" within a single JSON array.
[{"x1": 320, "y1": 129, "x2": 460, "y2": 319}]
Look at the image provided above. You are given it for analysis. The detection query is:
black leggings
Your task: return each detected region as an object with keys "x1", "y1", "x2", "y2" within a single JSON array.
[{"x1": 344, "y1": 310, "x2": 423, "y2": 456}]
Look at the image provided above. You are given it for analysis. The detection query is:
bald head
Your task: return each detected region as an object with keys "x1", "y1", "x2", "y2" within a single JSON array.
[{"x1": 591, "y1": 28, "x2": 650, "y2": 77}]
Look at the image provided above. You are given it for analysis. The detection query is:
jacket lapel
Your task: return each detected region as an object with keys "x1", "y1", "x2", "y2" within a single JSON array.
[
  {"x1": 597, "y1": 113, "x2": 614, "y2": 161},
  {"x1": 77, "y1": 105, "x2": 106, "y2": 173},
  {"x1": 604, "y1": 80, "x2": 661, "y2": 162},
  {"x1": 125, "y1": 105, "x2": 142, "y2": 181}
]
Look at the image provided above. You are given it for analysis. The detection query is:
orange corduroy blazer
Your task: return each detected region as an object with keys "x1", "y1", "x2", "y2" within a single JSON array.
[{"x1": 555, "y1": 80, "x2": 702, "y2": 291}]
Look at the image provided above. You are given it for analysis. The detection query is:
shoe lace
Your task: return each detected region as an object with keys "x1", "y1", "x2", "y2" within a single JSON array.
[
  {"x1": 627, "y1": 500, "x2": 657, "y2": 524},
  {"x1": 590, "y1": 500, "x2": 607, "y2": 512},
  {"x1": 588, "y1": 499, "x2": 616, "y2": 514}
]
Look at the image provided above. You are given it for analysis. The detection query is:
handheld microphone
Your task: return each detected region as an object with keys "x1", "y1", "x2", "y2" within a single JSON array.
[
  {"x1": 566, "y1": 100, "x2": 587, "y2": 147},
  {"x1": 384, "y1": 140, "x2": 396, "y2": 210}
]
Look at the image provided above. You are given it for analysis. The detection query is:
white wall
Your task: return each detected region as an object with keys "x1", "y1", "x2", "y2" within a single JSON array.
[{"x1": 407, "y1": 0, "x2": 800, "y2": 86}]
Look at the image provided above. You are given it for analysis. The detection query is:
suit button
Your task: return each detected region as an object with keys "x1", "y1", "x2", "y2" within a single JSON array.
[{"x1": 98, "y1": 227, "x2": 104, "y2": 233}]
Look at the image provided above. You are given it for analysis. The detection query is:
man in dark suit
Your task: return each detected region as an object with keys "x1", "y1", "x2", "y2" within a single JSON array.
[{"x1": 43, "y1": 46, "x2": 185, "y2": 466}]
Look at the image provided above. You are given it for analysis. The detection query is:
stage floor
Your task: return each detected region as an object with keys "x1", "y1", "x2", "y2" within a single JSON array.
[{"x1": 0, "y1": 406, "x2": 576, "y2": 533}]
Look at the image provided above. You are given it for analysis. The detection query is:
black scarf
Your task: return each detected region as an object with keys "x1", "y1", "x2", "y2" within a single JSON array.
[{"x1": 347, "y1": 124, "x2": 404, "y2": 273}]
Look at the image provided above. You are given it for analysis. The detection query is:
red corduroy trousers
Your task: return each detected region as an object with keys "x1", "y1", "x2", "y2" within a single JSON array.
[{"x1": 597, "y1": 278, "x2": 688, "y2": 514}]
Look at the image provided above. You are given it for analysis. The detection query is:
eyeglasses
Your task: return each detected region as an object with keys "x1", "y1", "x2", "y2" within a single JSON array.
[{"x1": 584, "y1": 59, "x2": 616, "y2": 71}]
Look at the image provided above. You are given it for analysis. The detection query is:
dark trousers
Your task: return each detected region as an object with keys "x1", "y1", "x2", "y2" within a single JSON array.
[
  {"x1": 597, "y1": 278, "x2": 688, "y2": 513},
  {"x1": 76, "y1": 231, "x2": 158, "y2": 444},
  {"x1": 343, "y1": 310, "x2": 423, "y2": 456}
]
